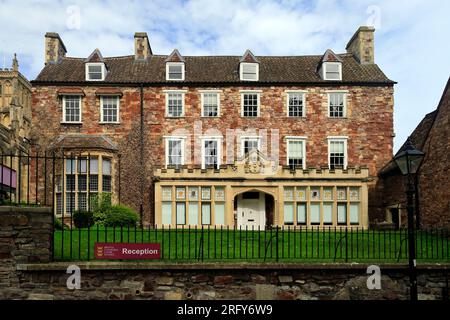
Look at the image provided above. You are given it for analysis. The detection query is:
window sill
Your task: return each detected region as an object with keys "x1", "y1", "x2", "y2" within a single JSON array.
[
  {"x1": 327, "y1": 117, "x2": 348, "y2": 119},
  {"x1": 285, "y1": 116, "x2": 306, "y2": 119},
  {"x1": 99, "y1": 122, "x2": 121, "y2": 125},
  {"x1": 60, "y1": 122, "x2": 82, "y2": 125},
  {"x1": 201, "y1": 116, "x2": 220, "y2": 118}
]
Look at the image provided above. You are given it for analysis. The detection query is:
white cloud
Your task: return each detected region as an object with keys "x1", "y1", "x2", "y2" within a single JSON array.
[{"x1": 0, "y1": 0, "x2": 448, "y2": 151}]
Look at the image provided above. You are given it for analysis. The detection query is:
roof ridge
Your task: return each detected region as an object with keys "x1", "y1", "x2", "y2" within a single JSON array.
[
  {"x1": 62, "y1": 53, "x2": 355, "y2": 60},
  {"x1": 64, "y1": 55, "x2": 134, "y2": 60}
]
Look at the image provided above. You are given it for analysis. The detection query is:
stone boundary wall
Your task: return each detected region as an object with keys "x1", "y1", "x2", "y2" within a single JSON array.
[
  {"x1": 8, "y1": 263, "x2": 449, "y2": 300},
  {"x1": 0, "y1": 206, "x2": 52, "y2": 294},
  {"x1": 0, "y1": 206, "x2": 448, "y2": 300}
]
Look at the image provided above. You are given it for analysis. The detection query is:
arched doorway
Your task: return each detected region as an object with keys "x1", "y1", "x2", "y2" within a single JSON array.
[{"x1": 234, "y1": 190, "x2": 274, "y2": 230}]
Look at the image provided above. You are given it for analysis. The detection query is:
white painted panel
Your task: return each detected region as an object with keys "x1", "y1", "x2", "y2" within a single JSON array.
[
  {"x1": 337, "y1": 203, "x2": 347, "y2": 224},
  {"x1": 350, "y1": 203, "x2": 359, "y2": 224},
  {"x1": 202, "y1": 203, "x2": 211, "y2": 225},
  {"x1": 284, "y1": 203, "x2": 294, "y2": 224},
  {"x1": 162, "y1": 202, "x2": 172, "y2": 225},
  {"x1": 188, "y1": 203, "x2": 199, "y2": 225},
  {"x1": 215, "y1": 203, "x2": 225, "y2": 225},
  {"x1": 176, "y1": 202, "x2": 186, "y2": 225},
  {"x1": 310, "y1": 203, "x2": 320, "y2": 224},
  {"x1": 297, "y1": 203, "x2": 306, "y2": 224},
  {"x1": 323, "y1": 203, "x2": 333, "y2": 224}
]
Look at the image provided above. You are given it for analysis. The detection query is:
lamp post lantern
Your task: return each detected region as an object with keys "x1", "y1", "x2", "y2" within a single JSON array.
[{"x1": 393, "y1": 137, "x2": 425, "y2": 301}]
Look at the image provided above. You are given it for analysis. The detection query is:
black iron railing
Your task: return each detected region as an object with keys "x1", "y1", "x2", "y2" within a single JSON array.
[
  {"x1": 1, "y1": 153, "x2": 449, "y2": 263},
  {"x1": 53, "y1": 224, "x2": 450, "y2": 262}
]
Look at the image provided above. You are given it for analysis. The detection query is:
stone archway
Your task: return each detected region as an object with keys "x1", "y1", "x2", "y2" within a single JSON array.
[{"x1": 233, "y1": 188, "x2": 276, "y2": 230}]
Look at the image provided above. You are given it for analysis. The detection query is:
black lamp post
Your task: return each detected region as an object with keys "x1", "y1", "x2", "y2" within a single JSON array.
[{"x1": 393, "y1": 138, "x2": 425, "y2": 301}]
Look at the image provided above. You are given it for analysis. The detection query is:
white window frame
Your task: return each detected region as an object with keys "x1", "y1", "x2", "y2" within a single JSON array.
[
  {"x1": 200, "y1": 90, "x2": 221, "y2": 117},
  {"x1": 240, "y1": 136, "x2": 261, "y2": 157},
  {"x1": 164, "y1": 90, "x2": 187, "y2": 117},
  {"x1": 285, "y1": 136, "x2": 307, "y2": 169},
  {"x1": 327, "y1": 91, "x2": 348, "y2": 118},
  {"x1": 61, "y1": 95, "x2": 82, "y2": 124},
  {"x1": 322, "y1": 62, "x2": 342, "y2": 81},
  {"x1": 239, "y1": 62, "x2": 259, "y2": 81},
  {"x1": 200, "y1": 136, "x2": 223, "y2": 169},
  {"x1": 85, "y1": 63, "x2": 106, "y2": 81},
  {"x1": 285, "y1": 90, "x2": 307, "y2": 117},
  {"x1": 164, "y1": 136, "x2": 186, "y2": 168},
  {"x1": 166, "y1": 62, "x2": 185, "y2": 81},
  {"x1": 99, "y1": 96, "x2": 120, "y2": 124},
  {"x1": 327, "y1": 136, "x2": 348, "y2": 170},
  {"x1": 240, "y1": 90, "x2": 261, "y2": 117}
]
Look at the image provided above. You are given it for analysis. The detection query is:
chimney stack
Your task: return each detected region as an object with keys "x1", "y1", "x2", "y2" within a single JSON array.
[
  {"x1": 346, "y1": 26, "x2": 375, "y2": 64},
  {"x1": 45, "y1": 32, "x2": 67, "y2": 64},
  {"x1": 134, "y1": 32, "x2": 152, "y2": 61}
]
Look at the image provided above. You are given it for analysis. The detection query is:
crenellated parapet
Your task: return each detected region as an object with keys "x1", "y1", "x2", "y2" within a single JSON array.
[{"x1": 155, "y1": 163, "x2": 369, "y2": 181}]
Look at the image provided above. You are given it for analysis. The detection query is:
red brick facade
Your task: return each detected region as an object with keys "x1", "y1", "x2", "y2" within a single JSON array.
[
  {"x1": 31, "y1": 84, "x2": 394, "y2": 224},
  {"x1": 31, "y1": 27, "x2": 395, "y2": 226}
]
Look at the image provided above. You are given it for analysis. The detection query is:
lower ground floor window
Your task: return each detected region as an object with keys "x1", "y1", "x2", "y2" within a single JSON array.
[
  {"x1": 283, "y1": 186, "x2": 361, "y2": 227},
  {"x1": 160, "y1": 185, "x2": 226, "y2": 226}
]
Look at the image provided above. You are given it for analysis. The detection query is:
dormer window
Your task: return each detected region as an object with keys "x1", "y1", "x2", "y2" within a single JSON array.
[
  {"x1": 166, "y1": 62, "x2": 185, "y2": 81},
  {"x1": 239, "y1": 50, "x2": 259, "y2": 82},
  {"x1": 323, "y1": 62, "x2": 342, "y2": 81},
  {"x1": 240, "y1": 63, "x2": 259, "y2": 81},
  {"x1": 318, "y1": 49, "x2": 343, "y2": 81},
  {"x1": 85, "y1": 63, "x2": 106, "y2": 81}
]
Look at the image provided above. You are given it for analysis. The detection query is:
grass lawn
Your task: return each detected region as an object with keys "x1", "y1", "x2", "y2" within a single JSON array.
[{"x1": 53, "y1": 226, "x2": 450, "y2": 263}]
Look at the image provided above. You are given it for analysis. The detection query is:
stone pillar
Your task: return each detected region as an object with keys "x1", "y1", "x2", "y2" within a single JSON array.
[{"x1": 0, "y1": 207, "x2": 52, "y2": 291}]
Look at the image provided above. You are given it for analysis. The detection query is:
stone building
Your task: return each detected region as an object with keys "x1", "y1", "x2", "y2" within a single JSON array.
[
  {"x1": 379, "y1": 78, "x2": 450, "y2": 229},
  {"x1": 0, "y1": 55, "x2": 32, "y2": 201},
  {"x1": 31, "y1": 27, "x2": 395, "y2": 228}
]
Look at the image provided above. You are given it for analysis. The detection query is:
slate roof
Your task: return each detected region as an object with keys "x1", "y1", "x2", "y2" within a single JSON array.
[
  {"x1": 33, "y1": 53, "x2": 394, "y2": 85},
  {"x1": 395, "y1": 111, "x2": 437, "y2": 156},
  {"x1": 379, "y1": 110, "x2": 438, "y2": 176},
  {"x1": 379, "y1": 77, "x2": 450, "y2": 175}
]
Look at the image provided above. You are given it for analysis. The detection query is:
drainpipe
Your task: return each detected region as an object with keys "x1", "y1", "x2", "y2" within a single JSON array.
[{"x1": 139, "y1": 83, "x2": 144, "y2": 226}]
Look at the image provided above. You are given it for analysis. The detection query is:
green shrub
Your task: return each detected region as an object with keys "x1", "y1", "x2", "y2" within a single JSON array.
[
  {"x1": 90, "y1": 193, "x2": 112, "y2": 226},
  {"x1": 54, "y1": 217, "x2": 68, "y2": 230},
  {"x1": 73, "y1": 210, "x2": 95, "y2": 228},
  {"x1": 104, "y1": 205, "x2": 138, "y2": 227},
  {"x1": 93, "y1": 211, "x2": 107, "y2": 226},
  {"x1": 90, "y1": 193, "x2": 112, "y2": 213}
]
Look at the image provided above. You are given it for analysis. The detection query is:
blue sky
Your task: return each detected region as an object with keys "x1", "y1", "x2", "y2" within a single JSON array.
[{"x1": 0, "y1": 0, "x2": 449, "y2": 152}]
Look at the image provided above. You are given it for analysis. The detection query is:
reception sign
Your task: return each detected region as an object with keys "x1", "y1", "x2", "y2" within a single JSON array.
[{"x1": 94, "y1": 243, "x2": 161, "y2": 260}]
